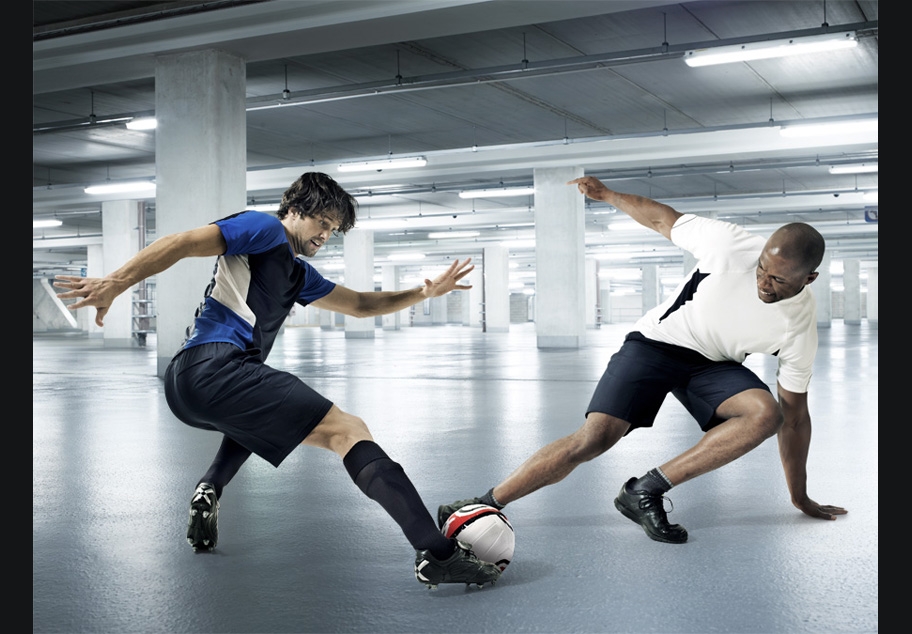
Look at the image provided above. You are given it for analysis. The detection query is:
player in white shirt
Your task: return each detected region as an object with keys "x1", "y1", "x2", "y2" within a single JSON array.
[{"x1": 439, "y1": 175, "x2": 846, "y2": 544}]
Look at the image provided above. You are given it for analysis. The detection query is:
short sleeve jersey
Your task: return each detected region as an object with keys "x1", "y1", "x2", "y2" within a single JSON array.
[
  {"x1": 632, "y1": 214, "x2": 818, "y2": 393},
  {"x1": 179, "y1": 211, "x2": 336, "y2": 359}
]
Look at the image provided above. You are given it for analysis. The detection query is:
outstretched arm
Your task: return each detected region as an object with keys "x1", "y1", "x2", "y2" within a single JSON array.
[
  {"x1": 311, "y1": 258, "x2": 474, "y2": 318},
  {"x1": 568, "y1": 176, "x2": 682, "y2": 239},
  {"x1": 777, "y1": 383, "x2": 847, "y2": 520},
  {"x1": 54, "y1": 224, "x2": 227, "y2": 327}
]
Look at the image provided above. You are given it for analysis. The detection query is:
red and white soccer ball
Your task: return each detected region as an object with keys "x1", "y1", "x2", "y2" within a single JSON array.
[{"x1": 441, "y1": 504, "x2": 515, "y2": 572}]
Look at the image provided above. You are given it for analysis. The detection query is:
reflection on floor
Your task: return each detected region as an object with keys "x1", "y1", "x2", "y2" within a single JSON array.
[{"x1": 33, "y1": 321, "x2": 877, "y2": 633}]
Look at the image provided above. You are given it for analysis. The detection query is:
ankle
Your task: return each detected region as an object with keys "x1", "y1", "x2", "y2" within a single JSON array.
[{"x1": 480, "y1": 487, "x2": 505, "y2": 509}]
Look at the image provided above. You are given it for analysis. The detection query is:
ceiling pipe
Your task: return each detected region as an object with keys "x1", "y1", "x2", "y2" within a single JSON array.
[
  {"x1": 246, "y1": 21, "x2": 877, "y2": 111},
  {"x1": 33, "y1": 21, "x2": 876, "y2": 133}
]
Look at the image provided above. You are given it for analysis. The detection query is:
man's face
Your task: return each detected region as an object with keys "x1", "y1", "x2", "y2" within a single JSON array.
[
  {"x1": 755, "y1": 245, "x2": 817, "y2": 303},
  {"x1": 283, "y1": 210, "x2": 341, "y2": 257}
]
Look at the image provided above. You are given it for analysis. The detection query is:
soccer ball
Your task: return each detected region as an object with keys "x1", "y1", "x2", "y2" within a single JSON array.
[{"x1": 441, "y1": 504, "x2": 515, "y2": 572}]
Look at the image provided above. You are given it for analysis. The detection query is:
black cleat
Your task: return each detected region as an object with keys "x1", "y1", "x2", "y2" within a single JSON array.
[
  {"x1": 414, "y1": 540, "x2": 502, "y2": 589},
  {"x1": 614, "y1": 477, "x2": 688, "y2": 544},
  {"x1": 187, "y1": 482, "x2": 219, "y2": 552}
]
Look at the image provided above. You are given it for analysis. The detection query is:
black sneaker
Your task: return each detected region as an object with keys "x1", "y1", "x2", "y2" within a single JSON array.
[
  {"x1": 437, "y1": 497, "x2": 483, "y2": 529},
  {"x1": 614, "y1": 477, "x2": 688, "y2": 544},
  {"x1": 414, "y1": 541, "x2": 502, "y2": 589},
  {"x1": 187, "y1": 482, "x2": 219, "y2": 552}
]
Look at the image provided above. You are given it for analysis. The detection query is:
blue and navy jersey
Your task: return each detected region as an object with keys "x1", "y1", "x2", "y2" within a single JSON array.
[{"x1": 180, "y1": 211, "x2": 336, "y2": 359}]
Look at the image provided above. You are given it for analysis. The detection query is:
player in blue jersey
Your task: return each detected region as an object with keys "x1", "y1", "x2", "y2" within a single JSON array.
[
  {"x1": 439, "y1": 175, "x2": 846, "y2": 544},
  {"x1": 55, "y1": 172, "x2": 500, "y2": 588}
]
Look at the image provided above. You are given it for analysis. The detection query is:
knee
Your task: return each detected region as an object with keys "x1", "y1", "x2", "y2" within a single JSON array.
[
  {"x1": 567, "y1": 414, "x2": 627, "y2": 462},
  {"x1": 305, "y1": 406, "x2": 373, "y2": 455},
  {"x1": 754, "y1": 397, "x2": 784, "y2": 437}
]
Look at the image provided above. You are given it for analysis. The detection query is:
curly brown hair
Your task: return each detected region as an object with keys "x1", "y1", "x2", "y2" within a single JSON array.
[{"x1": 276, "y1": 172, "x2": 357, "y2": 233}]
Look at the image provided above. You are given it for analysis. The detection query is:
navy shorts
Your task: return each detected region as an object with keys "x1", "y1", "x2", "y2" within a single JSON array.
[
  {"x1": 586, "y1": 332, "x2": 771, "y2": 432},
  {"x1": 164, "y1": 342, "x2": 334, "y2": 467}
]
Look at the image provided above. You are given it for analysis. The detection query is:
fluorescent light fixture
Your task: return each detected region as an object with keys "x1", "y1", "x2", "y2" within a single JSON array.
[
  {"x1": 501, "y1": 239, "x2": 536, "y2": 249},
  {"x1": 600, "y1": 268, "x2": 643, "y2": 281},
  {"x1": 863, "y1": 191, "x2": 878, "y2": 203},
  {"x1": 84, "y1": 181, "x2": 156, "y2": 195},
  {"x1": 459, "y1": 186, "x2": 535, "y2": 199},
  {"x1": 33, "y1": 219, "x2": 63, "y2": 228},
  {"x1": 829, "y1": 163, "x2": 878, "y2": 175},
  {"x1": 126, "y1": 117, "x2": 157, "y2": 130},
  {"x1": 427, "y1": 231, "x2": 480, "y2": 239},
  {"x1": 355, "y1": 218, "x2": 410, "y2": 230},
  {"x1": 337, "y1": 156, "x2": 427, "y2": 172},
  {"x1": 607, "y1": 220, "x2": 645, "y2": 231},
  {"x1": 684, "y1": 31, "x2": 857, "y2": 67},
  {"x1": 387, "y1": 252, "x2": 426, "y2": 261},
  {"x1": 248, "y1": 203, "x2": 280, "y2": 212},
  {"x1": 780, "y1": 117, "x2": 877, "y2": 138}
]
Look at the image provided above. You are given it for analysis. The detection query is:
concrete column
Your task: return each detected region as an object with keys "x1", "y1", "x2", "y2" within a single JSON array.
[
  {"x1": 534, "y1": 166, "x2": 585, "y2": 348},
  {"x1": 344, "y1": 228, "x2": 375, "y2": 339},
  {"x1": 866, "y1": 265, "x2": 877, "y2": 324},
  {"x1": 482, "y1": 246, "x2": 509, "y2": 333},
  {"x1": 319, "y1": 307, "x2": 335, "y2": 331},
  {"x1": 430, "y1": 295, "x2": 447, "y2": 325},
  {"x1": 815, "y1": 252, "x2": 832, "y2": 328},
  {"x1": 155, "y1": 49, "x2": 247, "y2": 376},
  {"x1": 600, "y1": 280, "x2": 613, "y2": 325},
  {"x1": 102, "y1": 199, "x2": 140, "y2": 348},
  {"x1": 85, "y1": 243, "x2": 104, "y2": 337},
  {"x1": 463, "y1": 266, "x2": 483, "y2": 327},
  {"x1": 843, "y1": 258, "x2": 861, "y2": 325},
  {"x1": 381, "y1": 264, "x2": 402, "y2": 331},
  {"x1": 585, "y1": 258, "x2": 598, "y2": 328},
  {"x1": 641, "y1": 264, "x2": 660, "y2": 314}
]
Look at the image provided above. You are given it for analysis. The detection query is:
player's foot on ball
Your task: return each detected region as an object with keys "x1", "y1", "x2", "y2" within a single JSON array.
[
  {"x1": 437, "y1": 497, "x2": 483, "y2": 529},
  {"x1": 414, "y1": 540, "x2": 502, "y2": 589},
  {"x1": 187, "y1": 482, "x2": 219, "y2": 552},
  {"x1": 614, "y1": 477, "x2": 688, "y2": 544}
]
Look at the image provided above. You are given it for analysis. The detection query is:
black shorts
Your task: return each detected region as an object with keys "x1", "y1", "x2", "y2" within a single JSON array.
[
  {"x1": 164, "y1": 342, "x2": 334, "y2": 467},
  {"x1": 586, "y1": 332, "x2": 771, "y2": 432}
]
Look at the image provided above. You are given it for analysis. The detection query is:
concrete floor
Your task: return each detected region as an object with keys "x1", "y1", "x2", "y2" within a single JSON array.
[{"x1": 33, "y1": 321, "x2": 877, "y2": 634}]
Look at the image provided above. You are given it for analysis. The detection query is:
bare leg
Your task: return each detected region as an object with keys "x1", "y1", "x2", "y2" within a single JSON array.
[
  {"x1": 492, "y1": 412, "x2": 630, "y2": 505},
  {"x1": 660, "y1": 388, "x2": 783, "y2": 485}
]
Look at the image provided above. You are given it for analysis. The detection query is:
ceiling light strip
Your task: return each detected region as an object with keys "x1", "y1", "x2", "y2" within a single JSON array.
[
  {"x1": 684, "y1": 32, "x2": 857, "y2": 67},
  {"x1": 337, "y1": 156, "x2": 427, "y2": 172}
]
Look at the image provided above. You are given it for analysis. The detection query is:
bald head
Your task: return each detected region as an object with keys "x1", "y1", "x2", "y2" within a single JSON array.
[{"x1": 765, "y1": 223, "x2": 825, "y2": 275}]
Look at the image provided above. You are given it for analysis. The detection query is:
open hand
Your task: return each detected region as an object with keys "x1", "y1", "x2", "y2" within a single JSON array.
[
  {"x1": 795, "y1": 496, "x2": 848, "y2": 520},
  {"x1": 53, "y1": 275, "x2": 116, "y2": 327},
  {"x1": 421, "y1": 258, "x2": 474, "y2": 298}
]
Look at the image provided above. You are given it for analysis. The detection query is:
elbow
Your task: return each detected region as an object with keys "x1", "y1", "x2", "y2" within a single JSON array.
[{"x1": 349, "y1": 303, "x2": 376, "y2": 319}]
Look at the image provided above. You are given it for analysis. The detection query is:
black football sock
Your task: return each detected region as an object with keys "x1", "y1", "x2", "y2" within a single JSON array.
[
  {"x1": 630, "y1": 467, "x2": 673, "y2": 495},
  {"x1": 343, "y1": 440, "x2": 454, "y2": 560},
  {"x1": 478, "y1": 488, "x2": 505, "y2": 510},
  {"x1": 198, "y1": 435, "x2": 253, "y2": 499}
]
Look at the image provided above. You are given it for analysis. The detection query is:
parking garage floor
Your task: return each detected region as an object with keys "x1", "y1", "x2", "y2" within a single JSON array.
[{"x1": 33, "y1": 321, "x2": 877, "y2": 633}]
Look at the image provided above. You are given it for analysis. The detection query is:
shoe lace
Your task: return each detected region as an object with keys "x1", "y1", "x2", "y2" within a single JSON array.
[
  {"x1": 639, "y1": 492, "x2": 674, "y2": 514},
  {"x1": 192, "y1": 488, "x2": 215, "y2": 507}
]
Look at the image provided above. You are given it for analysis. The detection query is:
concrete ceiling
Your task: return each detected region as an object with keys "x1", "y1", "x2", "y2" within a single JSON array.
[{"x1": 33, "y1": 0, "x2": 878, "y2": 289}]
